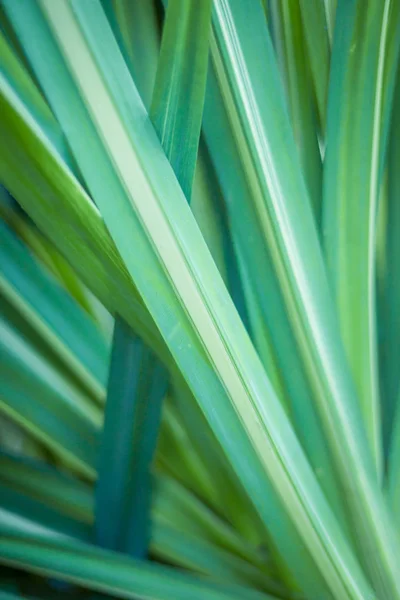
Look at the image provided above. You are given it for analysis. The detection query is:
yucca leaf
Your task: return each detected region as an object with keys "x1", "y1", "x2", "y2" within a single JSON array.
[
  {"x1": 96, "y1": 0, "x2": 211, "y2": 559},
  {"x1": 0, "y1": 219, "x2": 108, "y2": 401},
  {"x1": 380, "y1": 63, "x2": 400, "y2": 448},
  {"x1": 1, "y1": 0, "x2": 370, "y2": 596},
  {"x1": 1, "y1": 1, "x2": 377, "y2": 597},
  {"x1": 0, "y1": 533, "x2": 274, "y2": 600},
  {"x1": 190, "y1": 143, "x2": 229, "y2": 284},
  {"x1": 323, "y1": 0, "x2": 338, "y2": 46},
  {"x1": 102, "y1": 0, "x2": 160, "y2": 108},
  {"x1": 151, "y1": 522, "x2": 280, "y2": 595},
  {"x1": 0, "y1": 27, "x2": 71, "y2": 165},
  {"x1": 0, "y1": 451, "x2": 93, "y2": 525},
  {"x1": 96, "y1": 322, "x2": 167, "y2": 557},
  {"x1": 234, "y1": 246, "x2": 288, "y2": 412},
  {"x1": 0, "y1": 71, "x2": 165, "y2": 360},
  {"x1": 388, "y1": 389, "x2": 400, "y2": 531},
  {"x1": 298, "y1": 0, "x2": 331, "y2": 130},
  {"x1": 323, "y1": 0, "x2": 400, "y2": 477},
  {"x1": 153, "y1": 474, "x2": 266, "y2": 569},
  {"x1": 0, "y1": 448, "x2": 270, "y2": 583},
  {"x1": 0, "y1": 484, "x2": 92, "y2": 544},
  {"x1": 6, "y1": 212, "x2": 100, "y2": 321},
  {"x1": 208, "y1": 1, "x2": 400, "y2": 595},
  {"x1": 0, "y1": 315, "x2": 99, "y2": 480},
  {"x1": 168, "y1": 382, "x2": 264, "y2": 545},
  {"x1": 1, "y1": 480, "x2": 272, "y2": 593},
  {"x1": 205, "y1": 5, "x2": 346, "y2": 528},
  {"x1": 269, "y1": 0, "x2": 321, "y2": 220},
  {"x1": 151, "y1": 0, "x2": 211, "y2": 200}
]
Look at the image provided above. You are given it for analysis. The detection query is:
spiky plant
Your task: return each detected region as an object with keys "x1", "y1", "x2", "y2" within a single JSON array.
[{"x1": 0, "y1": 0, "x2": 399, "y2": 598}]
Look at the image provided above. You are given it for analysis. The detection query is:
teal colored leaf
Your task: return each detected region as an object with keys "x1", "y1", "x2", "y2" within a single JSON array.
[
  {"x1": 96, "y1": 321, "x2": 167, "y2": 557},
  {"x1": 269, "y1": 0, "x2": 322, "y2": 221},
  {"x1": 323, "y1": 0, "x2": 400, "y2": 477},
  {"x1": 0, "y1": 533, "x2": 274, "y2": 600},
  {"x1": 380, "y1": 63, "x2": 400, "y2": 449},
  {"x1": 0, "y1": 1, "x2": 379, "y2": 597},
  {"x1": 0, "y1": 315, "x2": 99, "y2": 480},
  {"x1": 0, "y1": 219, "x2": 109, "y2": 400},
  {"x1": 96, "y1": 0, "x2": 211, "y2": 559},
  {"x1": 150, "y1": 0, "x2": 212, "y2": 200}
]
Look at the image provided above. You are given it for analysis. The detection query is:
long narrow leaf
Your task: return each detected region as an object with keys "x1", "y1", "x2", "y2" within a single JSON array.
[
  {"x1": 269, "y1": 0, "x2": 321, "y2": 220},
  {"x1": 96, "y1": 322, "x2": 167, "y2": 557},
  {"x1": 323, "y1": 0, "x2": 400, "y2": 476},
  {"x1": 0, "y1": 533, "x2": 273, "y2": 600},
  {"x1": 0, "y1": 316, "x2": 99, "y2": 480},
  {"x1": 96, "y1": 0, "x2": 211, "y2": 558},
  {"x1": 0, "y1": 219, "x2": 108, "y2": 401},
  {"x1": 5, "y1": 1, "x2": 376, "y2": 597},
  {"x1": 380, "y1": 63, "x2": 400, "y2": 447}
]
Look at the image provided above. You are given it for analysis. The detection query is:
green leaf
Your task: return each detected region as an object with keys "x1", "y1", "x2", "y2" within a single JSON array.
[
  {"x1": 387, "y1": 388, "x2": 400, "y2": 531},
  {"x1": 0, "y1": 315, "x2": 99, "y2": 480},
  {"x1": 0, "y1": 483, "x2": 92, "y2": 543},
  {"x1": 380, "y1": 62, "x2": 400, "y2": 449},
  {"x1": 96, "y1": 0, "x2": 211, "y2": 559},
  {"x1": 150, "y1": 0, "x2": 212, "y2": 200},
  {"x1": 298, "y1": 0, "x2": 331, "y2": 130},
  {"x1": 96, "y1": 321, "x2": 167, "y2": 557},
  {"x1": 205, "y1": 2, "x2": 347, "y2": 531},
  {"x1": 0, "y1": 219, "x2": 109, "y2": 401},
  {"x1": 6, "y1": 1, "x2": 376, "y2": 597},
  {"x1": 0, "y1": 451, "x2": 93, "y2": 525},
  {"x1": 323, "y1": 0, "x2": 400, "y2": 477},
  {"x1": 0, "y1": 62, "x2": 164, "y2": 360},
  {"x1": 0, "y1": 533, "x2": 274, "y2": 600},
  {"x1": 269, "y1": 0, "x2": 322, "y2": 221}
]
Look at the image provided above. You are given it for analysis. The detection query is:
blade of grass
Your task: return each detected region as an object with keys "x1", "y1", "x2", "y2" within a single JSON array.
[{"x1": 3, "y1": 1, "x2": 376, "y2": 597}]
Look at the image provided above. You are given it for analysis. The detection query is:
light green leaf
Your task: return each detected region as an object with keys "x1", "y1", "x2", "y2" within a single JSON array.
[
  {"x1": 269, "y1": 0, "x2": 322, "y2": 221},
  {"x1": 150, "y1": 0, "x2": 212, "y2": 200},
  {"x1": 0, "y1": 219, "x2": 109, "y2": 401},
  {"x1": 0, "y1": 533, "x2": 274, "y2": 600},
  {"x1": 298, "y1": 0, "x2": 331, "y2": 130},
  {"x1": 323, "y1": 0, "x2": 400, "y2": 477},
  {"x1": 7, "y1": 1, "x2": 375, "y2": 597}
]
